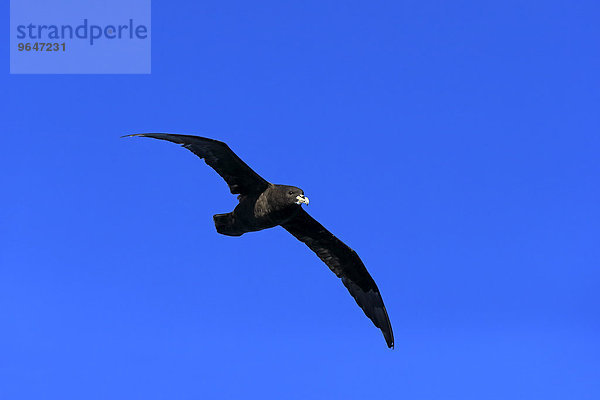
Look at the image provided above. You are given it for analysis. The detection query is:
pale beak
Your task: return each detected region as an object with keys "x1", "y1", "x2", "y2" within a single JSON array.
[{"x1": 295, "y1": 195, "x2": 309, "y2": 205}]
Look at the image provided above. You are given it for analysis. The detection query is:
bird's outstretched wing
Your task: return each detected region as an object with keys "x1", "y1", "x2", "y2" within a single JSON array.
[
  {"x1": 282, "y1": 209, "x2": 394, "y2": 348},
  {"x1": 124, "y1": 133, "x2": 270, "y2": 195}
]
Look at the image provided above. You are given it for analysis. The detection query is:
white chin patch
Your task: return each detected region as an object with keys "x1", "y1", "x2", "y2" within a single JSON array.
[{"x1": 295, "y1": 195, "x2": 309, "y2": 205}]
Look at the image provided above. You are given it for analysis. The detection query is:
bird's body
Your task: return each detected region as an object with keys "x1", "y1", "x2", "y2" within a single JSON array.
[
  {"x1": 124, "y1": 133, "x2": 394, "y2": 348},
  {"x1": 214, "y1": 185, "x2": 306, "y2": 236}
]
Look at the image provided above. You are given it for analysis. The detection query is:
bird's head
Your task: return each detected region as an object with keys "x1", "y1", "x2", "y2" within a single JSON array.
[{"x1": 276, "y1": 185, "x2": 309, "y2": 207}]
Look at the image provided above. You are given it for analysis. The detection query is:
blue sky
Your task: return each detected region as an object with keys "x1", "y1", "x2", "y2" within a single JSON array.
[{"x1": 2, "y1": 1, "x2": 599, "y2": 399}]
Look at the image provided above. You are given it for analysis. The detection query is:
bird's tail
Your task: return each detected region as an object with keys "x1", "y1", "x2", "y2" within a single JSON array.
[{"x1": 213, "y1": 213, "x2": 244, "y2": 236}]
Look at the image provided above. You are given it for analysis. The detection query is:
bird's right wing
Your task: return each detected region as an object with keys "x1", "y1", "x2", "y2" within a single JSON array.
[
  {"x1": 282, "y1": 208, "x2": 394, "y2": 348},
  {"x1": 124, "y1": 133, "x2": 270, "y2": 195}
]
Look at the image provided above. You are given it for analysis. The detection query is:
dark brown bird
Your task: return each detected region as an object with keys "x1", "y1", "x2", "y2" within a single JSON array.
[{"x1": 124, "y1": 133, "x2": 394, "y2": 348}]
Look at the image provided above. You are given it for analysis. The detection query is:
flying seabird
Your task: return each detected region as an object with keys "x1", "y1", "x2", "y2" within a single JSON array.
[{"x1": 124, "y1": 133, "x2": 394, "y2": 348}]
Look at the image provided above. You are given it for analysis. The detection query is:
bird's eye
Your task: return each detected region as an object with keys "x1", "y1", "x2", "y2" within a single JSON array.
[{"x1": 288, "y1": 191, "x2": 294, "y2": 195}]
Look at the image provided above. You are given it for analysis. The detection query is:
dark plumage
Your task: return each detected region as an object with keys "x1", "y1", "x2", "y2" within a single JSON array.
[{"x1": 124, "y1": 133, "x2": 394, "y2": 348}]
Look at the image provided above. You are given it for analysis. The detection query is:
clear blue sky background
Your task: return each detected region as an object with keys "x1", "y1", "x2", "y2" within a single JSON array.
[{"x1": 2, "y1": 1, "x2": 599, "y2": 399}]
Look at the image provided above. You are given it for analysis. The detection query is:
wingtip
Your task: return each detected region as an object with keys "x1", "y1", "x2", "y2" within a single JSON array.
[
  {"x1": 384, "y1": 333, "x2": 394, "y2": 349},
  {"x1": 385, "y1": 328, "x2": 395, "y2": 349},
  {"x1": 121, "y1": 134, "x2": 143, "y2": 139}
]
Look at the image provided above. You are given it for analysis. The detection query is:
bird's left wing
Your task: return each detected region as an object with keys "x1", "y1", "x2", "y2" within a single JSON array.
[
  {"x1": 281, "y1": 209, "x2": 394, "y2": 348},
  {"x1": 123, "y1": 133, "x2": 270, "y2": 195}
]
